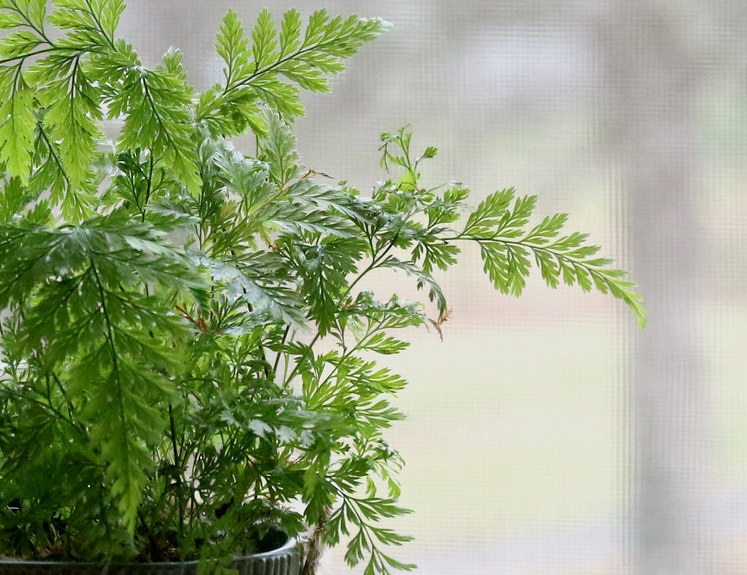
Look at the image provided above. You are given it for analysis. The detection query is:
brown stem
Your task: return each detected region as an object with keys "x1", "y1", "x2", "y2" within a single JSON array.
[{"x1": 301, "y1": 507, "x2": 330, "y2": 575}]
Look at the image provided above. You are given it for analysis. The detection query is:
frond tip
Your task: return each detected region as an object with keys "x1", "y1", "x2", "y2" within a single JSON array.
[{"x1": 459, "y1": 188, "x2": 646, "y2": 326}]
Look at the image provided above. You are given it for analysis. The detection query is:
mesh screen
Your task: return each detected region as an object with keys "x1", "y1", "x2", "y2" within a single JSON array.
[{"x1": 119, "y1": 1, "x2": 747, "y2": 573}]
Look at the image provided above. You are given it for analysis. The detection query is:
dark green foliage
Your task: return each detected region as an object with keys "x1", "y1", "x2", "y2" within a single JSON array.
[{"x1": 0, "y1": 2, "x2": 645, "y2": 575}]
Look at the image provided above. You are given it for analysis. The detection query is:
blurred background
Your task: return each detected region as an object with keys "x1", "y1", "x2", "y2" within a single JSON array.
[{"x1": 120, "y1": 1, "x2": 747, "y2": 573}]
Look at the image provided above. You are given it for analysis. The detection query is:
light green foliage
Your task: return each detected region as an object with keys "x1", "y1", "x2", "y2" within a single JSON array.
[
  {"x1": 198, "y1": 8, "x2": 391, "y2": 135},
  {"x1": 462, "y1": 188, "x2": 646, "y2": 322},
  {"x1": 0, "y1": 2, "x2": 644, "y2": 575},
  {"x1": 379, "y1": 127, "x2": 647, "y2": 326}
]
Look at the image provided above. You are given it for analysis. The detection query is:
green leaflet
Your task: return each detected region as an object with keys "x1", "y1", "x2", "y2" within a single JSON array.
[
  {"x1": 50, "y1": 0, "x2": 125, "y2": 44},
  {"x1": 34, "y1": 55, "x2": 103, "y2": 192},
  {"x1": 217, "y1": 10, "x2": 253, "y2": 86},
  {"x1": 295, "y1": 236, "x2": 368, "y2": 336},
  {"x1": 259, "y1": 107, "x2": 302, "y2": 185},
  {"x1": 104, "y1": 48, "x2": 201, "y2": 194},
  {"x1": 379, "y1": 256, "x2": 449, "y2": 320},
  {"x1": 0, "y1": 71, "x2": 35, "y2": 181}
]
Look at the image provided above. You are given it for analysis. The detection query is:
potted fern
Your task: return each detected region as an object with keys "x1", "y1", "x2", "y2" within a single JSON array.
[{"x1": 0, "y1": 2, "x2": 645, "y2": 575}]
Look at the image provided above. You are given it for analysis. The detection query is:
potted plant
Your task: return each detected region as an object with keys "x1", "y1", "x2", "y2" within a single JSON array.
[{"x1": 0, "y1": 2, "x2": 645, "y2": 575}]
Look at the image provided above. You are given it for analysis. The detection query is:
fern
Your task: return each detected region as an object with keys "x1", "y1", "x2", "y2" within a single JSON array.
[
  {"x1": 0, "y1": 3, "x2": 644, "y2": 574},
  {"x1": 0, "y1": 70, "x2": 35, "y2": 182},
  {"x1": 99, "y1": 46, "x2": 201, "y2": 193}
]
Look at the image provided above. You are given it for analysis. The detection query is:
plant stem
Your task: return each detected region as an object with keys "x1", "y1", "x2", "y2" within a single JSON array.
[
  {"x1": 282, "y1": 228, "x2": 401, "y2": 389},
  {"x1": 301, "y1": 506, "x2": 330, "y2": 575}
]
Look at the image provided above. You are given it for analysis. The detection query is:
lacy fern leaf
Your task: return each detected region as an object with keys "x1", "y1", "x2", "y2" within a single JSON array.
[
  {"x1": 199, "y1": 8, "x2": 391, "y2": 129},
  {"x1": 0, "y1": 218, "x2": 203, "y2": 532},
  {"x1": 460, "y1": 188, "x2": 646, "y2": 326}
]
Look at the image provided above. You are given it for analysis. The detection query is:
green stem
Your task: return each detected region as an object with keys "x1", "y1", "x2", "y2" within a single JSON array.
[
  {"x1": 83, "y1": 0, "x2": 117, "y2": 50},
  {"x1": 272, "y1": 325, "x2": 291, "y2": 376},
  {"x1": 281, "y1": 239, "x2": 398, "y2": 389},
  {"x1": 225, "y1": 34, "x2": 348, "y2": 97},
  {"x1": 0, "y1": 47, "x2": 57, "y2": 66},
  {"x1": 141, "y1": 153, "x2": 154, "y2": 222},
  {"x1": 8, "y1": 0, "x2": 56, "y2": 46},
  {"x1": 50, "y1": 371, "x2": 77, "y2": 422}
]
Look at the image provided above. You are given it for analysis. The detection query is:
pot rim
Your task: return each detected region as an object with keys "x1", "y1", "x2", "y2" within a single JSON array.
[{"x1": 0, "y1": 537, "x2": 298, "y2": 567}]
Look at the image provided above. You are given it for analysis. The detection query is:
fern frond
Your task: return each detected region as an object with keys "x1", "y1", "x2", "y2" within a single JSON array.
[
  {"x1": 460, "y1": 188, "x2": 647, "y2": 326},
  {"x1": 104, "y1": 48, "x2": 200, "y2": 193},
  {"x1": 0, "y1": 217, "x2": 203, "y2": 529},
  {"x1": 199, "y1": 8, "x2": 390, "y2": 131}
]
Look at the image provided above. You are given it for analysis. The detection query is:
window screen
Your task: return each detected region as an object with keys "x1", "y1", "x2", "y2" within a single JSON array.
[{"x1": 119, "y1": 1, "x2": 747, "y2": 573}]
